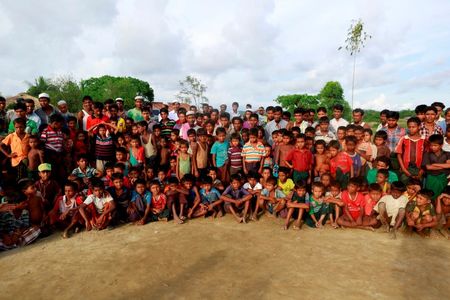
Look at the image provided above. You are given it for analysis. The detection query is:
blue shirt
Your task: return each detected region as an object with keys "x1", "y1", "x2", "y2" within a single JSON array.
[
  {"x1": 199, "y1": 187, "x2": 221, "y2": 204},
  {"x1": 210, "y1": 140, "x2": 229, "y2": 167}
]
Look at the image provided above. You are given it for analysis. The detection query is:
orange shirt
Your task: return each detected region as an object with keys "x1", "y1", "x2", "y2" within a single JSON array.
[{"x1": 2, "y1": 132, "x2": 30, "y2": 166}]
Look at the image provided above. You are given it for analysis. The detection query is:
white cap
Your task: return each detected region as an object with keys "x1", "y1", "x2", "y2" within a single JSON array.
[
  {"x1": 115, "y1": 97, "x2": 124, "y2": 102},
  {"x1": 57, "y1": 100, "x2": 67, "y2": 106},
  {"x1": 38, "y1": 93, "x2": 50, "y2": 99},
  {"x1": 172, "y1": 100, "x2": 180, "y2": 104},
  {"x1": 186, "y1": 110, "x2": 195, "y2": 116},
  {"x1": 134, "y1": 95, "x2": 144, "y2": 101}
]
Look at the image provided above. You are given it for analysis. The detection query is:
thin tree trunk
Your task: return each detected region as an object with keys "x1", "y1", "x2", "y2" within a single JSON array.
[{"x1": 351, "y1": 54, "x2": 356, "y2": 110}]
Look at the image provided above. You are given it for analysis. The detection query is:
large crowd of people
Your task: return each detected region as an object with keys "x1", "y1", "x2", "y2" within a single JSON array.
[{"x1": 0, "y1": 93, "x2": 449, "y2": 250}]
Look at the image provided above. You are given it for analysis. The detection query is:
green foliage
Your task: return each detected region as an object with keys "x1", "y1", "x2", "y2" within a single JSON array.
[
  {"x1": 275, "y1": 81, "x2": 352, "y2": 120},
  {"x1": 318, "y1": 81, "x2": 352, "y2": 120},
  {"x1": 26, "y1": 75, "x2": 154, "y2": 111},
  {"x1": 338, "y1": 19, "x2": 372, "y2": 55},
  {"x1": 81, "y1": 75, "x2": 154, "y2": 109},
  {"x1": 176, "y1": 75, "x2": 208, "y2": 107},
  {"x1": 275, "y1": 94, "x2": 319, "y2": 114},
  {"x1": 26, "y1": 76, "x2": 53, "y2": 97}
]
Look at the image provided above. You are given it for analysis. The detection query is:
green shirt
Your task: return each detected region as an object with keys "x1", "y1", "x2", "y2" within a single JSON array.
[
  {"x1": 8, "y1": 118, "x2": 38, "y2": 135},
  {"x1": 366, "y1": 169, "x2": 398, "y2": 184},
  {"x1": 127, "y1": 108, "x2": 144, "y2": 122}
]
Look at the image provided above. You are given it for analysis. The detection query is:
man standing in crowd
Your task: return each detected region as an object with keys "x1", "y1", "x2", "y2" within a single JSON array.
[
  {"x1": 265, "y1": 106, "x2": 287, "y2": 145},
  {"x1": 35, "y1": 93, "x2": 60, "y2": 129}
]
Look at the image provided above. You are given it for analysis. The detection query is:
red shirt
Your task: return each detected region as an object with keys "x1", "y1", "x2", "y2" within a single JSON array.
[
  {"x1": 86, "y1": 115, "x2": 109, "y2": 132},
  {"x1": 330, "y1": 152, "x2": 352, "y2": 176},
  {"x1": 151, "y1": 193, "x2": 167, "y2": 211},
  {"x1": 364, "y1": 194, "x2": 377, "y2": 216},
  {"x1": 285, "y1": 148, "x2": 313, "y2": 172},
  {"x1": 341, "y1": 191, "x2": 364, "y2": 219}
]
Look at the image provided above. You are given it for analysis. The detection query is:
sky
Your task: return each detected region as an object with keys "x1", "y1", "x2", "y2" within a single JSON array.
[{"x1": 0, "y1": 0, "x2": 449, "y2": 110}]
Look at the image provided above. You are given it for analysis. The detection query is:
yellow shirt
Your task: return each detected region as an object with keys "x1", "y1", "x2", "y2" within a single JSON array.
[
  {"x1": 2, "y1": 132, "x2": 30, "y2": 167},
  {"x1": 117, "y1": 118, "x2": 126, "y2": 133},
  {"x1": 278, "y1": 178, "x2": 295, "y2": 196}
]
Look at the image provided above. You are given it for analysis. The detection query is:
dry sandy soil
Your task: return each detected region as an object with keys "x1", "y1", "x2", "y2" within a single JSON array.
[{"x1": 1, "y1": 216, "x2": 449, "y2": 300}]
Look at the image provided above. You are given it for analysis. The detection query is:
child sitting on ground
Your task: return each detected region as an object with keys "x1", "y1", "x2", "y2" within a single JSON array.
[
  {"x1": 220, "y1": 174, "x2": 252, "y2": 223},
  {"x1": 337, "y1": 178, "x2": 370, "y2": 229},
  {"x1": 374, "y1": 181, "x2": 408, "y2": 239},
  {"x1": 149, "y1": 180, "x2": 170, "y2": 222},
  {"x1": 106, "y1": 173, "x2": 131, "y2": 224},
  {"x1": 406, "y1": 189, "x2": 438, "y2": 237},
  {"x1": 78, "y1": 178, "x2": 116, "y2": 231},
  {"x1": 20, "y1": 179, "x2": 46, "y2": 229},
  {"x1": 436, "y1": 187, "x2": 450, "y2": 237},
  {"x1": 69, "y1": 154, "x2": 101, "y2": 181},
  {"x1": 324, "y1": 181, "x2": 343, "y2": 228},
  {"x1": 48, "y1": 181, "x2": 84, "y2": 238},
  {"x1": 253, "y1": 176, "x2": 286, "y2": 220},
  {"x1": 306, "y1": 182, "x2": 329, "y2": 228},
  {"x1": 197, "y1": 176, "x2": 223, "y2": 218},
  {"x1": 35, "y1": 163, "x2": 61, "y2": 211},
  {"x1": 284, "y1": 181, "x2": 310, "y2": 230},
  {"x1": 277, "y1": 167, "x2": 295, "y2": 197},
  {"x1": 376, "y1": 169, "x2": 391, "y2": 195},
  {"x1": 363, "y1": 183, "x2": 382, "y2": 228},
  {"x1": 165, "y1": 177, "x2": 186, "y2": 224},
  {"x1": 128, "y1": 179, "x2": 152, "y2": 225}
]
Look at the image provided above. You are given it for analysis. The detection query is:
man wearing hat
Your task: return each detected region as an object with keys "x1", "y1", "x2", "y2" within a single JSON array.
[
  {"x1": 57, "y1": 100, "x2": 74, "y2": 123},
  {"x1": 169, "y1": 101, "x2": 180, "y2": 122},
  {"x1": 180, "y1": 110, "x2": 201, "y2": 140},
  {"x1": 114, "y1": 97, "x2": 127, "y2": 119},
  {"x1": 127, "y1": 96, "x2": 144, "y2": 122},
  {"x1": 35, "y1": 93, "x2": 60, "y2": 129}
]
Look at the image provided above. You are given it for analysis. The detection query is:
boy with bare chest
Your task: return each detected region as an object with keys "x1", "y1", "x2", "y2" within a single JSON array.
[{"x1": 27, "y1": 135, "x2": 44, "y2": 180}]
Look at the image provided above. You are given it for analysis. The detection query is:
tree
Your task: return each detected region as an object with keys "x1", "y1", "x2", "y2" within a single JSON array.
[
  {"x1": 318, "y1": 81, "x2": 352, "y2": 120},
  {"x1": 26, "y1": 75, "x2": 154, "y2": 111},
  {"x1": 275, "y1": 94, "x2": 319, "y2": 114},
  {"x1": 339, "y1": 19, "x2": 372, "y2": 109},
  {"x1": 26, "y1": 75, "x2": 82, "y2": 112},
  {"x1": 81, "y1": 75, "x2": 154, "y2": 109},
  {"x1": 176, "y1": 75, "x2": 208, "y2": 107},
  {"x1": 26, "y1": 76, "x2": 53, "y2": 97}
]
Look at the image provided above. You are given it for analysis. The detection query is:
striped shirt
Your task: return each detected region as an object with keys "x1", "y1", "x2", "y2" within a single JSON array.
[
  {"x1": 242, "y1": 142, "x2": 265, "y2": 163},
  {"x1": 40, "y1": 126, "x2": 64, "y2": 153},
  {"x1": 228, "y1": 146, "x2": 243, "y2": 169},
  {"x1": 71, "y1": 166, "x2": 98, "y2": 179},
  {"x1": 95, "y1": 134, "x2": 115, "y2": 160},
  {"x1": 394, "y1": 135, "x2": 426, "y2": 169},
  {"x1": 159, "y1": 119, "x2": 176, "y2": 139}
]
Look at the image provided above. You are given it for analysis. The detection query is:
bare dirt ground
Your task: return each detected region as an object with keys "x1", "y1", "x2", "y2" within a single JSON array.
[{"x1": 1, "y1": 216, "x2": 449, "y2": 300}]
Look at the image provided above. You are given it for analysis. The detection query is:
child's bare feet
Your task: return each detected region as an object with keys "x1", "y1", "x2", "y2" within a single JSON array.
[
  {"x1": 250, "y1": 214, "x2": 257, "y2": 221},
  {"x1": 331, "y1": 222, "x2": 339, "y2": 229},
  {"x1": 217, "y1": 210, "x2": 224, "y2": 218},
  {"x1": 62, "y1": 230, "x2": 69, "y2": 239},
  {"x1": 283, "y1": 225, "x2": 288, "y2": 230},
  {"x1": 390, "y1": 228, "x2": 397, "y2": 239}
]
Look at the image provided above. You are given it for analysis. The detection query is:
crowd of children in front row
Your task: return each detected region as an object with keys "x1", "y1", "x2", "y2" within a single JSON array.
[{"x1": 0, "y1": 98, "x2": 449, "y2": 250}]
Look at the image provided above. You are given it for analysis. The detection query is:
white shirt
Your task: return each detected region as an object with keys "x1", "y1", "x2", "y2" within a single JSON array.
[
  {"x1": 330, "y1": 118, "x2": 349, "y2": 134},
  {"x1": 374, "y1": 194, "x2": 408, "y2": 226},
  {"x1": 168, "y1": 110, "x2": 179, "y2": 122},
  {"x1": 84, "y1": 192, "x2": 113, "y2": 214},
  {"x1": 243, "y1": 182, "x2": 263, "y2": 191}
]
